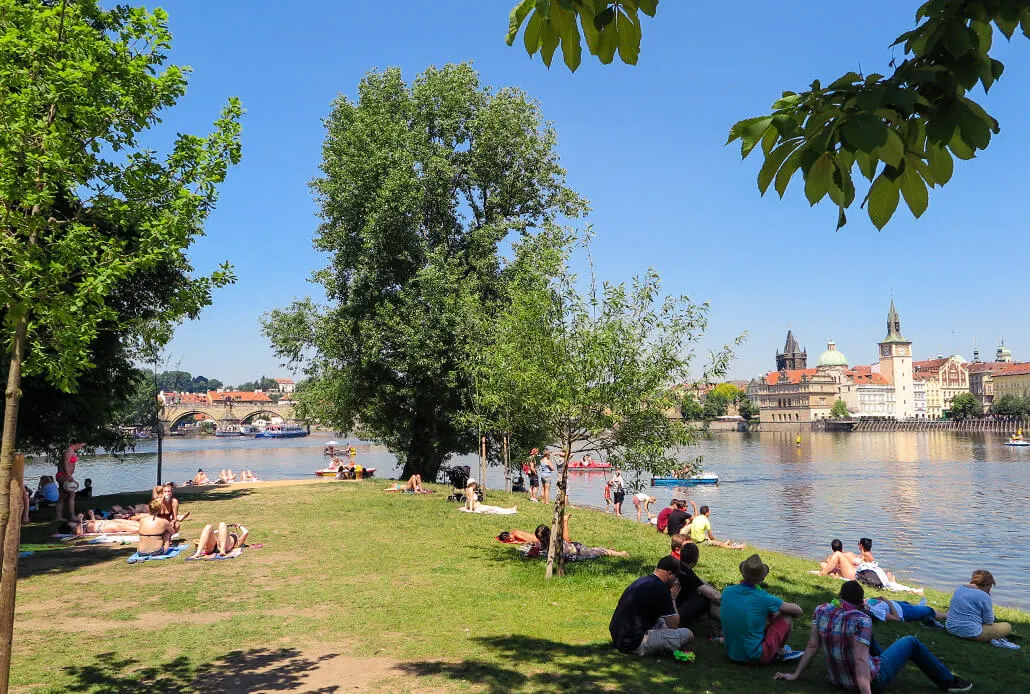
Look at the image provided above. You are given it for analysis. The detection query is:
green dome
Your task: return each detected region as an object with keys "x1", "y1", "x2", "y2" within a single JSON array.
[{"x1": 817, "y1": 340, "x2": 848, "y2": 367}]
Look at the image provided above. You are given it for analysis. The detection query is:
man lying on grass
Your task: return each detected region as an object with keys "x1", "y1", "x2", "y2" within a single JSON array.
[
  {"x1": 773, "y1": 580, "x2": 973, "y2": 693},
  {"x1": 610, "y1": 555, "x2": 694, "y2": 656}
]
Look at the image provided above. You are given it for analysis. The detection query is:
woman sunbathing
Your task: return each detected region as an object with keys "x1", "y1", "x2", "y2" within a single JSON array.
[
  {"x1": 137, "y1": 499, "x2": 174, "y2": 557},
  {"x1": 383, "y1": 475, "x2": 425, "y2": 493},
  {"x1": 69, "y1": 514, "x2": 141, "y2": 536},
  {"x1": 462, "y1": 481, "x2": 516, "y2": 514},
  {"x1": 238, "y1": 470, "x2": 259, "y2": 482},
  {"x1": 216, "y1": 469, "x2": 237, "y2": 484},
  {"x1": 533, "y1": 514, "x2": 630, "y2": 559},
  {"x1": 189, "y1": 522, "x2": 249, "y2": 558}
]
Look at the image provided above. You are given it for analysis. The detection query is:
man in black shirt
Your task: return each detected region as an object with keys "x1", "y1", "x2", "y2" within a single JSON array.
[
  {"x1": 666, "y1": 499, "x2": 696, "y2": 536},
  {"x1": 670, "y1": 538, "x2": 722, "y2": 627},
  {"x1": 609, "y1": 556, "x2": 694, "y2": 656}
]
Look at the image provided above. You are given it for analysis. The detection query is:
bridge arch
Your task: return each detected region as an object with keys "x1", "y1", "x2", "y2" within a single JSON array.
[
  {"x1": 239, "y1": 410, "x2": 289, "y2": 424},
  {"x1": 167, "y1": 410, "x2": 218, "y2": 431}
]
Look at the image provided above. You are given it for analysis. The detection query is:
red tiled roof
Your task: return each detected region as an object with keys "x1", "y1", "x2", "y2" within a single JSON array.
[
  {"x1": 914, "y1": 358, "x2": 948, "y2": 372},
  {"x1": 764, "y1": 369, "x2": 818, "y2": 385},
  {"x1": 274, "y1": 378, "x2": 295, "y2": 384},
  {"x1": 851, "y1": 373, "x2": 889, "y2": 385},
  {"x1": 208, "y1": 390, "x2": 272, "y2": 403},
  {"x1": 912, "y1": 372, "x2": 935, "y2": 381},
  {"x1": 163, "y1": 391, "x2": 208, "y2": 404},
  {"x1": 993, "y1": 364, "x2": 1030, "y2": 377},
  {"x1": 845, "y1": 365, "x2": 872, "y2": 376}
]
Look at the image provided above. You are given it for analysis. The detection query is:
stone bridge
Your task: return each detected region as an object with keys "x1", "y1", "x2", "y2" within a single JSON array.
[{"x1": 160, "y1": 401, "x2": 301, "y2": 434}]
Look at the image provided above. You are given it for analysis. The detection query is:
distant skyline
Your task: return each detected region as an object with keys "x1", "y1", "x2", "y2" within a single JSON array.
[{"x1": 155, "y1": 2, "x2": 1030, "y2": 384}]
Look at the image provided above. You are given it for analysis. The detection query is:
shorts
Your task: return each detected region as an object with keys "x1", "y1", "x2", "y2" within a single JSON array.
[
  {"x1": 759, "y1": 615, "x2": 792, "y2": 665},
  {"x1": 137, "y1": 548, "x2": 166, "y2": 558},
  {"x1": 613, "y1": 491, "x2": 625, "y2": 504},
  {"x1": 528, "y1": 475, "x2": 539, "y2": 487}
]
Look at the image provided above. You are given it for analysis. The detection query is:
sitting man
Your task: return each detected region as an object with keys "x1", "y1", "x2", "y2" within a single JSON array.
[
  {"x1": 193, "y1": 469, "x2": 211, "y2": 486},
  {"x1": 609, "y1": 555, "x2": 694, "y2": 656},
  {"x1": 655, "y1": 498, "x2": 677, "y2": 534},
  {"x1": 773, "y1": 581, "x2": 972, "y2": 692},
  {"x1": 819, "y1": 538, "x2": 858, "y2": 579},
  {"x1": 721, "y1": 554, "x2": 804, "y2": 665},
  {"x1": 670, "y1": 535, "x2": 721, "y2": 627},
  {"x1": 667, "y1": 499, "x2": 697, "y2": 537},
  {"x1": 689, "y1": 505, "x2": 745, "y2": 549}
]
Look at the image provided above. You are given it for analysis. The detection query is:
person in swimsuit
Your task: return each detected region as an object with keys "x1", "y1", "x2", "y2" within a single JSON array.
[
  {"x1": 69, "y1": 514, "x2": 141, "y2": 536},
  {"x1": 55, "y1": 442, "x2": 84, "y2": 522},
  {"x1": 155, "y1": 483, "x2": 189, "y2": 531},
  {"x1": 534, "y1": 514, "x2": 630, "y2": 559},
  {"x1": 238, "y1": 470, "x2": 259, "y2": 482},
  {"x1": 610, "y1": 470, "x2": 626, "y2": 516},
  {"x1": 137, "y1": 499, "x2": 174, "y2": 557},
  {"x1": 383, "y1": 475, "x2": 424, "y2": 493},
  {"x1": 217, "y1": 469, "x2": 237, "y2": 484},
  {"x1": 193, "y1": 469, "x2": 212, "y2": 485},
  {"x1": 818, "y1": 539, "x2": 858, "y2": 579},
  {"x1": 189, "y1": 522, "x2": 249, "y2": 558},
  {"x1": 538, "y1": 451, "x2": 556, "y2": 504}
]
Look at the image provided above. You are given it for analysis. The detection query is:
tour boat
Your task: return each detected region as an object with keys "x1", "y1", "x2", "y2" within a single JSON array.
[
  {"x1": 650, "y1": 472, "x2": 720, "y2": 486},
  {"x1": 256, "y1": 424, "x2": 308, "y2": 438},
  {"x1": 565, "y1": 458, "x2": 611, "y2": 471},
  {"x1": 215, "y1": 424, "x2": 242, "y2": 437},
  {"x1": 238, "y1": 425, "x2": 261, "y2": 436}
]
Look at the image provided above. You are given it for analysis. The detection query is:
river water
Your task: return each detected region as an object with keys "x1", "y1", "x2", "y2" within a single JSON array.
[{"x1": 23, "y1": 430, "x2": 1030, "y2": 609}]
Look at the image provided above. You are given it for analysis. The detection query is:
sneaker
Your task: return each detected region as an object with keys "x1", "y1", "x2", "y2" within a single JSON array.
[
  {"x1": 923, "y1": 619, "x2": 946, "y2": 629},
  {"x1": 529, "y1": 498, "x2": 539, "y2": 502},
  {"x1": 778, "y1": 646, "x2": 803, "y2": 663},
  {"x1": 946, "y1": 676, "x2": 973, "y2": 692},
  {"x1": 990, "y1": 638, "x2": 1020, "y2": 650}
]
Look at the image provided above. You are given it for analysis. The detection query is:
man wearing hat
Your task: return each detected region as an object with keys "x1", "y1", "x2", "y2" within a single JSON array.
[
  {"x1": 773, "y1": 581, "x2": 973, "y2": 692},
  {"x1": 721, "y1": 554, "x2": 804, "y2": 665},
  {"x1": 609, "y1": 556, "x2": 695, "y2": 656}
]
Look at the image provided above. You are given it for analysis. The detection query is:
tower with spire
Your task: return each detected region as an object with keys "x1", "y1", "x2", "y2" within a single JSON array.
[
  {"x1": 776, "y1": 328, "x2": 807, "y2": 371},
  {"x1": 878, "y1": 298, "x2": 914, "y2": 419}
]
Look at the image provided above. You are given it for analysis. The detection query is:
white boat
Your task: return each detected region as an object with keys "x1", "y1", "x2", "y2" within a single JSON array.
[{"x1": 256, "y1": 424, "x2": 308, "y2": 438}]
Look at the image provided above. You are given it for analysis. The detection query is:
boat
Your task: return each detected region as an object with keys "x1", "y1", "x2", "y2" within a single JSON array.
[
  {"x1": 239, "y1": 425, "x2": 261, "y2": 436},
  {"x1": 1004, "y1": 430, "x2": 1030, "y2": 446},
  {"x1": 565, "y1": 459, "x2": 611, "y2": 471},
  {"x1": 650, "y1": 473, "x2": 720, "y2": 486},
  {"x1": 255, "y1": 424, "x2": 308, "y2": 438},
  {"x1": 215, "y1": 424, "x2": 243, "y2": 437}
]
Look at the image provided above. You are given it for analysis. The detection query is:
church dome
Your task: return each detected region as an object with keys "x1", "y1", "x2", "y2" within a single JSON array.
[{"x1": 817, "y1": 340, "x2": 848, "y2": 367}]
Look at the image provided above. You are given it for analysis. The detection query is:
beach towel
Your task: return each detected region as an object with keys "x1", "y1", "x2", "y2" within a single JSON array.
[
  {"x1": 185, "y1": 547, "x2": 244, "y2": 561},
  {"x1": 856, "y1": 562, "x2": 922, "y2": 594},
  {"x1": 126, "y1": 543, "x2": 189, "y2": 564},
  {"x1": 460, "y1": 505, "x2": 517, "y2": 515}
]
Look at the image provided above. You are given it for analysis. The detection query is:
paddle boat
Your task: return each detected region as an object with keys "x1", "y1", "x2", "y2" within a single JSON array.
[
  {"x1": 565, "y1": 458, "x2": 611, "y2": 471},
  {"x1": 650, "y1": 472, "x2": 720, "y2": 486},
  {"x1": 1005, "y1": 430, "x2": 1030, "y2": 447}
]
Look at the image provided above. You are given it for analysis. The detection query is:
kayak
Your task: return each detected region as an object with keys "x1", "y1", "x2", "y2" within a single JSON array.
[{"x1": 650, "y1": 473, "x2": 719, "y2": 486}]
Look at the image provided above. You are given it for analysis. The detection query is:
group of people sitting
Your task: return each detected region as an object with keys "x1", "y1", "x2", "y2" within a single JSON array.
[
  {"x1": 654, "y1": 499, "x2": 746, "y2": 549},
  {"x1": 188, "y1": 468, "x2": 259, "y2": 486},
  {"x1": 611, "y1": 526, "x2": 1018, "y2": 693},
  {"x1": 817, "y1": 537, "x2": 919, "y2": 593}
]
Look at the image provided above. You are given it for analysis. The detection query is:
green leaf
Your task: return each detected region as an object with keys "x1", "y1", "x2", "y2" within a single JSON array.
[
  {"x1": 828, "y1": 71, "x2": 862, "y2": 89},
  {"x1": 638, "y1": 0, "x2": 659, "y2": 17},
  {"x1": 774, "y1": 145, "x2": 807, "y2": 198},
  {"x1": 836, "y1": 207, "x2": 847, "y2": 231},
  {"x1": 506, "y1": 0, "x2": 536, "y2": 45},
  {"x1": 873, "y1": 128, "x2": 905, "y2": 168},
  {"x1": 758, "y1": 141, "x2": 800, "y2": 195},
  {"x1": 855, "y1": 150, "x2": 877, "y2": 181},
  {"x1": 841, "y1": 113, "x2": 888, "y2": 151},
  {"x1": 596, "y1": 24, "x2": 618, "y2": 63},
  {"x1": 971, "y1": 19, "x2": 993, "y2": 51},
  {"x1": 1023, "y1": 9, "x2": 1030, "y2": 38},
  {"x1": 955, "y1": 102, "x2": 991, "y2": 150},
  {"x1": 540, "y1": 23, "x2": 560, "y2": 66},
  {"x1": 593, "y1": 6, "x2": 616, "y2": 30},
  {"x1": 523, "y1": 12, "x2": 542, "y2": 54},
  {"x1": 943, "y1": 22, "x2": 972, "y2": 56},
  {"x1": 926, "y1": 143, "x2": 953, "y2": 184},
  {"x1": 727, "y1": 116, "x2": 773, "y2": 157},
  {"x1": 559, "y1": 13, "x2": 582, "y2": 71},
  {"x1": 617, "y1": 9, "x2": 642, "y2": 65},
  {"x1": 900, "y1": 159, "x2": 928, "y2": 218},
  {"x1": 996, "y1": 17, "x2": 1018, "y2": 39},
  {"x1": 867, "y1": 173, "x2": 901, "y2": 230},
  {"x1": 948, "y1": 131, "x2": 976, "y2": 160},
  {"x1": 760, "y1": 123, "x2": 779, "y2": 156}
]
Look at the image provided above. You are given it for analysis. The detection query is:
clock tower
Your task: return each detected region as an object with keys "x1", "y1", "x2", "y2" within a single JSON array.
[{"x1": 878, "y1": 299, "x2": 914, "y2": 419}]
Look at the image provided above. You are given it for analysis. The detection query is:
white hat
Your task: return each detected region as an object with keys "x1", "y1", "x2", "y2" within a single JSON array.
[{"x1": 466, "y1": 478, "x2": 476, "y2": 485}]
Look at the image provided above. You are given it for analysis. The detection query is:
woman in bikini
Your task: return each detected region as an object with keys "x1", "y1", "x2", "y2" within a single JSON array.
[
  {"x1": 189, "y1": 522, "x2": 249, "y2": 558},
  {"x1": 69, "y1": 514, "x2": 141, "y2": 536},
  {"x1": 137, "y1": 499, "x2": 174, "y2": 557},
  {"x1": 154, "y1": 483, "x2": 189, "y2": 531}
]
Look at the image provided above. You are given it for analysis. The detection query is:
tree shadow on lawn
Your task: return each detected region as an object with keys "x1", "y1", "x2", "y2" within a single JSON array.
[
  {"x1": 18, "y1": 543, "x2": 135, "y2": 579},
  {"x1": 62, "y1": 647, "x2": 340, "y2": 693}
]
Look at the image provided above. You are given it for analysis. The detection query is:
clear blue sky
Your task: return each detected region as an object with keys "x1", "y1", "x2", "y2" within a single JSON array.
[{"x1": 156, "y1": 1, "x2": 1030, "y2": 385}]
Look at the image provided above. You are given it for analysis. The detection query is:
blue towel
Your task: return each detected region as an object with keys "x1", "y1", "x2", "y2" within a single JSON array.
[
  {"x1": 185, "y1": 547, "x2": 243, "y2": 561},
  {"x1": 126, "y1": 543, "x2": 189, "y2": 564}
]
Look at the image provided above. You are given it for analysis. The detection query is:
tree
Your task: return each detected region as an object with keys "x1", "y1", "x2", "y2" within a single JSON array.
[
  {"x1": 702, "y1": 391, "x2": 730, "y2": 420},
  {"x1": 992, "y1": 393, "x2": 1028, "y2": 417},
  {"x1": 264, "y1": 63, "x2": 585, "y2": 480},
  {"x1": 710, "y1": 382, "x2": 743, "y2": 402},
  {"x1": 507, "y1": 1, "x2": 1030, "y2": 229},
  {"x1": 0, "y1": 2, "x2": 239, "y2": 687},
  {"x1": 831, "y1": 399, "x2": 850, "y2": 418},
  {"x1": 738, "y1": 397, "x2": 760, "y2": 421},
  {"x1": 680, "y1": 392, "x2": 704, "y2": 421},
  {"x1": 478, "y1": 227, "x2": 733, "y2": 578},
  {"x1": 947, "y1": 392, "x2": 983, "y2": 419}
]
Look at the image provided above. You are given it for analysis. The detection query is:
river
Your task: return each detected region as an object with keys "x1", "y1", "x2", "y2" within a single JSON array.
[{"x1": 23, "y1": 430, "x2": 1030, "y2": 609}]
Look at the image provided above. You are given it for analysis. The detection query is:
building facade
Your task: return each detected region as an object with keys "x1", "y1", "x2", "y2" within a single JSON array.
[
  {"x1": 913, "y1": 355, "x2": 969, "y2": 418},
  {"x1": 877, "y1": 300, "x2": 915, "y2": 419},
  {"x1": 993, "y1": 365, "x2": 1030, "y2": 400},
  {"x1": 776, "y1": 329, "x2": 807, "y2": 371}
]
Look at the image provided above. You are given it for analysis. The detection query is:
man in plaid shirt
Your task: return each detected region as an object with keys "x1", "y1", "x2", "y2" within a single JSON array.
[{"x1": 773, "y1": 581, "x2": 972, "y2": 693}]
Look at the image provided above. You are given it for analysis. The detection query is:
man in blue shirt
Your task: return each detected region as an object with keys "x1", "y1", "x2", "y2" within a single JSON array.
[{"x1": 721, "y1": 554, "x2": 804, "y2": 665}]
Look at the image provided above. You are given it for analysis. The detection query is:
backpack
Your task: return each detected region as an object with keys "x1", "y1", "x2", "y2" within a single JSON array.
[{"x1": 856, "y1": 569, "x2": 885, "y2": 589}]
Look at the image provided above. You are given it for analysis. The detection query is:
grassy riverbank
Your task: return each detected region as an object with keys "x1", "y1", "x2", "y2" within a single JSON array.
[{"x1": 12, "y1": 481, "x2": 1028, "y2": 692}]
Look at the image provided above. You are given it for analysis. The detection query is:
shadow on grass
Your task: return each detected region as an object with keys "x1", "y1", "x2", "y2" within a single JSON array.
[
  {"x1": 18, "y1": 544, "x2": 135, "y2": 579},
  {"x1": 62, "y1": 647, "x2": 339, "y2": 693}
]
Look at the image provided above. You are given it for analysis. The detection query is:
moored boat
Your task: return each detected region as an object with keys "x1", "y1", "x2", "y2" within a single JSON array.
[
  {"x1": 650, "y1": 472, "x2": 719, "y2": 486},
  {"x1": 256, "y1": 424, "x2": 308, "y2": 438},
  {"x1": 566, "y1": 459, "x2": 611, "y2": 471}
]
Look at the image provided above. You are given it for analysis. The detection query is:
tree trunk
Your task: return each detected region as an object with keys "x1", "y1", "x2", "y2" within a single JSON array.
[
  {"x1": 544, "y1": 444, "x2": 572, "y2": 579},
  {"x1": 503, "y1": 433, "x2": 510, "y2": 493},
  {"x1": 479, "y1": 434, "x2": 487, "y2": 490},
  {"x1": 0, "y1": 316, "x2": 28, "y2": 694}
]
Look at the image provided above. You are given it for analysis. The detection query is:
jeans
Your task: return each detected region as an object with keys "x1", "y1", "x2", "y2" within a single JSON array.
[
  {"x1": 897, "y1": 603, "x2": 936, "y2": 622},
  {"x1": 873, "y1": 636, "x2": 953, "y2": 691}
]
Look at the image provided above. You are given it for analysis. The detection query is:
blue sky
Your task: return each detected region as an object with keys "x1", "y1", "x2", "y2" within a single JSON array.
[{"x1": 156, "y1": 1, "x2": 1030, "y2": 385}]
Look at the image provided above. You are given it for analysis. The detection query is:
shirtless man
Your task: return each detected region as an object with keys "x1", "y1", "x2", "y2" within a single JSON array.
[
  {"x1": 193, "y1": 469, "x2": 212, "y2": 485},
  {"x1": 818, "y1": 539, "x2": 857, "y2": 579}
]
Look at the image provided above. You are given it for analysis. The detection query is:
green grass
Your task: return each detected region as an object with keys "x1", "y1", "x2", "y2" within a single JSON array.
[{"x1": 11, "y1": 481, "x2": 1028, "y2": 692}]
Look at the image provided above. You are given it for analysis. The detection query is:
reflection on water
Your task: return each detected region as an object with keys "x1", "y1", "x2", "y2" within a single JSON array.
[{"x1": 23, "y1": 430, "x2": 1030, "y2": 609}]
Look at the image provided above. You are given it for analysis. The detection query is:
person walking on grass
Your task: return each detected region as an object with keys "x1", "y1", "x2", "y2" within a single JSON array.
[
  {"x1": 946, "y1": 570, "x2": 1019, "y2": 650},
  {"x1": 774, "y1": 580, "x2": 973, "y2": 692},
  {"x1": 721, "y1": 554, "x2": 804, "y2": 666},
  {"x1": 609, "y1": 556, "x2": 694, "y2": 656}
]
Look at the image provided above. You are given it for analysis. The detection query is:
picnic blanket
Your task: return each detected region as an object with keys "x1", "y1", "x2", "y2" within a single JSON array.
[
  {"x1": 185, "y1": 547, "x2": 244, "y2": 561},
  {"x1": 126, "y1": 543, "x2": 189, "y2": 564}
]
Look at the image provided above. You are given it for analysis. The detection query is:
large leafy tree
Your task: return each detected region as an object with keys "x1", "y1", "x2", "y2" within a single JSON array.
[
  {"x1": 507, "y1": 1, "x2": 1030, "y2": 229},
  {"x1": 480, "y1": 227, "x2": 733, "y2": 578},
  {"x1": 264, "y1": 64, "x2": 585, "y2": 480},
  {"x1": 992, "y1": 393, "x2": 1029, "y2": 417},
  {"x1": 0, "y1": 2, "x2": 239, "y2": 685},
  {"x1": 947, "y1": 391, "x2": 983, "y2": 419}
]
